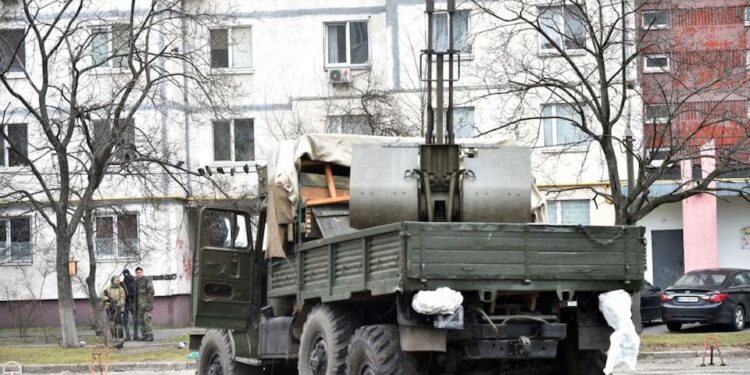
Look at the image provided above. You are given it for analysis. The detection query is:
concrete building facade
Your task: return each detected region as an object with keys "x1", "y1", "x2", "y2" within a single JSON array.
[
  {"x1": 0, "y1": 0, "x2": 637, "y2": 328},
  {"x1": 637, "y1": 0, "x2": 750, "y2": 288}
]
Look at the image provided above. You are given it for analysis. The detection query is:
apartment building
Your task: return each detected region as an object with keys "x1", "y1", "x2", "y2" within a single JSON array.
[
  {"x1": 636, "y1": 0, "x2": 750, "y2": 288},
  {"x1": 0, "y1": 0, "x2": 635, "y2": 327}
]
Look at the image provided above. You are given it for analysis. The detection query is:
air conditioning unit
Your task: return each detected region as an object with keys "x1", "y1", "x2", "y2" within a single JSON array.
[{"x1": 329, "y1": 68, "x2": 351, "y2": 84}]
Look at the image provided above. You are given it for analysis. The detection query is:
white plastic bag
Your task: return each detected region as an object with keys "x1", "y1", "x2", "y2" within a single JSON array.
[
  {"x1": 412, "y1": 287, "x2": 463, "y2": 315},
  {"x1": 598, "y1": 289, "x2": 640, "y2": 374}
]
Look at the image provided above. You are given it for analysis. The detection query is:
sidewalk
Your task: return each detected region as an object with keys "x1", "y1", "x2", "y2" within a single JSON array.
[{"x1": 7, "y1": 348, "x2": 750, "y2": 374}]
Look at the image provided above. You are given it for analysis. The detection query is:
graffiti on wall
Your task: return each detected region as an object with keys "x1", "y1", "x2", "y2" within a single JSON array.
[{"x1": 742, "y1": 227, "x2": 750, "y2": 251}]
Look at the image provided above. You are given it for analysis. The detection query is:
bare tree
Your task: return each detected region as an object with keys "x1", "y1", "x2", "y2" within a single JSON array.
[
  {"x1": 323, "y1": 70, "x2": 422, "y2": 136},
  {"x1": 0, "y1": 0, "x2": 232, "y2": 346},
  {"x1": 469, "y1": 0, "x2": 750, "y2": 225}
]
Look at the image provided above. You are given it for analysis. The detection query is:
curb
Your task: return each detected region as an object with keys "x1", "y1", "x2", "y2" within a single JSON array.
[
  {"x1": 15, "y1": 361, "x2": 195, "y2": 374},
  {"x1": 639, "y1": 350, "x2": 750, "y2": 360}
]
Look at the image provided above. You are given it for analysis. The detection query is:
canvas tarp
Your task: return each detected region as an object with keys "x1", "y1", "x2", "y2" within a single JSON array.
[{"x1": 264, "y1": 134, "x2": 546, "y2": 259}]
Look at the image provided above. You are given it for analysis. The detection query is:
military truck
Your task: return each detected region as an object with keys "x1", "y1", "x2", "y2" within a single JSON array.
[{"x1": 190, "y1": 2, "x2": 645, "y2": 374}]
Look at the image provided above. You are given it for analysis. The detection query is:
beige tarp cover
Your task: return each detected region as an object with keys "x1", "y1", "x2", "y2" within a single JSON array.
[{"x1": 265, "y1": 134, "x2": 546, "y2": 259}]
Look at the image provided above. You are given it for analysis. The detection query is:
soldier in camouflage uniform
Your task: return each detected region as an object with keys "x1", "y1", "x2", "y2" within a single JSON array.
[{"x1": 135, "y1": 266, "x2": 155, "y2": 341}]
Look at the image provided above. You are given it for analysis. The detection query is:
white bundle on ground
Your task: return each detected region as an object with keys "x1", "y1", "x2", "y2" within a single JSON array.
[
  {"x1": 412, "y1": 287, "x2": 464, "y2": 315},
  {"x1": 598, "y1": 289, "x2": 640, "y2": 374}
]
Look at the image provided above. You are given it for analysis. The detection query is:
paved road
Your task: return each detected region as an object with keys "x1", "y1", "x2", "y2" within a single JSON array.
[
  {"x1": 617, "y1": 356, "x2": 750, "y2": 374},
  {"x1": 62, "y1": 357, "x2": 750, "y2": 375}
]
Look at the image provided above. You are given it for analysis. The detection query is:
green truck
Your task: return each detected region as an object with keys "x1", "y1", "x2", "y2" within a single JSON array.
[
  {"x1": 190, "y1": 149, "x2": 644, "y2": 375},
  {"x1": 189, "y1": 2, "x2": 645, "y2": 374}
]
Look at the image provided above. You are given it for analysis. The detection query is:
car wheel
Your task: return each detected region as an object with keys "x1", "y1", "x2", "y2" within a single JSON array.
[
  {"x1": 666, "y1": 322, "x2": 682, "y2": 332},
  {"x1": 730, "y1": 305, "x2": 745, "y2": 332}
]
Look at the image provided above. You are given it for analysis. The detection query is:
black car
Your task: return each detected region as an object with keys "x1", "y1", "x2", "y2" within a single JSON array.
[
  {"x1": 661, "y1": 268, "x2": 750, "y2": 332},
  {"x1": 641, "y1": 280, "x2": 662, "y2": 323}
]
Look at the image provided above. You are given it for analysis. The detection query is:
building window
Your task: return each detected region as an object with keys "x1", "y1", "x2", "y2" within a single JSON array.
[
  {"x1": 92, "y1": 119, "x2": 136, "y2": 162},
  {"x1": 642, "y1": 10, "x2": 668, "y2": 29},
  {"x1": 213, "y1": 119, "x2": 255, "y2": 162},
  {"x1": 538, "y1": 5, "x2": 586, "y2": 53},
  {"x1": 326, "y1": 21, "x2": 369, "y2": 66},
  {"x1": 91, "y1": 24, "x2": 130, "y2": 68},
  {"x1": 95, "y1": 213, "x2": 139, "y2": 260},
  {"x1": 432, "y1": 10, "x2": 472, "y2": 54},
  {"x1": 0, "y1": 217, "x2": 31, "y2": 264},
  {"x1": 326, "y1": 115, "x2": 370, "y2": 135},
  {"x1": 547, "y1": 200, "x2": 590, "y2": 225},
  {"x1": 745, "y1": 8, "x2": 750, "y2": 26},
  {"x1": 210, "y1": 27, "x2": 253, "y2": 69},
  {"x1": 451, "y1": 107, "x2": 475, "y2": 138},
  {"x1": 0, "y1": 28, "x2": 25, "y2": 72},
  {"x1": 644, "y1": 104, "x2": 670, "y2": 123},
  {"x1": 644, "y1": 54, "x2": 670, "y2": 73},
  {"x1": 542, "y1": 104, "x2": 586, "y2": 146},
  {"x1": 0, "y1": 124, "x2": 28, "y2": 167}
]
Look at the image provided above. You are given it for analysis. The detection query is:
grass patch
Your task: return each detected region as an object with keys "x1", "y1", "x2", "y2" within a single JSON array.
[
  {"x1": 0, "y1": 345, "x2": 190, "y2": 365},
  {"x1": 641, "y1": 331, "x2": 750, "y2": 351}
]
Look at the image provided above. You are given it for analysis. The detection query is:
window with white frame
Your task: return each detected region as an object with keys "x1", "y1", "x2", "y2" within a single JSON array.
[
  {"x1": 91, "y1": 24, "x2": 130, "y2": 68},
  {"x1": 326, "y1": 115, "x2": 370, "y2": 135},
  {"x1": 95, "y1": 213, "x2": 138, "y2": 260},
  {"x1": 644, "y1": 104, "x2": 670, "y2": 123},
  {"x1": 542, "y1": 104, "x2": 586, "y2": 146},
  {"x1": 210, "y1": 27, "x2": 253, "y2": 69},
  {"x1": 92, "y1": 119, "x2": 136, "y2": 162},
  {"x1": 643, "y1": 54, "x2": 670, "y2": 73},
  {"x1": 0, "y1": 123, "x2": 28, "y2": 167},
  {"x1": 213, "y1": 119, "x2": 255, "y2": 162},
  {"x1": 745, "y1": 8, "x2": 750, "y2": 26},
  {"x1": 432, "y1": 10, "x2": 472, "y2": 54},
  {"x1": 0, "y1": 28, "x2": 25, "y2": 72},
  {"x1": 547, "y1": 200, "x2": 590, "y2": 225},
  {"x1": 0, "y1": 217, "x2": 31, "y2": 264},
  {"x1": 326, "y1": 21, "x2": 369, "y2": 66},
  {"x1": 444, "y1": 107, "x2": 475, "y2": 138},
  {"x1": 538, "y1": 5, "x2": 586, "y2": 53},
  {"x1": 642, "y1": 10, "x2": 668, "y2": 29}
]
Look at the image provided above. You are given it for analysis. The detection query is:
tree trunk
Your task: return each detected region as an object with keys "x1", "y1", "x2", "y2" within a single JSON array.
[
  {"x1": 83, "y1": 210, "x2": 105, "y2": 334},
  {"x1": 56, "y1": 235, "x2": 79, "y2": 347}
]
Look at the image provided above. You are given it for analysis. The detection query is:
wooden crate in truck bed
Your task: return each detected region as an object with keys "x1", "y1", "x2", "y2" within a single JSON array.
[{"x1": 268, "y1": 222, "x2": 645, "y2": 303}]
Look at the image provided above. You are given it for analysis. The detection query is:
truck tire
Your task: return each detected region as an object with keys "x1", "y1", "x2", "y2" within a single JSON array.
[
  {"x1": 198, "y1": 329, "x2": 259, "y2": 375},
  {"x1": 666, "y1": 322, "x2": 682, "y2": 332},
  {"x1": 298, "y1": 304, "x2": 356, "y2": 375},
  {"x1": 346, "y1": 325, "x2": 418, "y2": 375}
]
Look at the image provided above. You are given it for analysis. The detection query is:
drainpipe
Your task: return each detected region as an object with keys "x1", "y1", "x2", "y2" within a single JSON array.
[{"x1": 181, "y1": 0, "x2": 193, "y2": 196}]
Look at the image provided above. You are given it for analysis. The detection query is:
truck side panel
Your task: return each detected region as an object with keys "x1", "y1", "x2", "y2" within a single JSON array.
[
  {"x1": 404, "y1": 222, "x2": 644, "y2": 292},
  {"x1": 268, "y1": 222, "x2": 645, "y2": 303},
  {"x1": 268, "y1": 223, "x2": 405, "y2": 302}
]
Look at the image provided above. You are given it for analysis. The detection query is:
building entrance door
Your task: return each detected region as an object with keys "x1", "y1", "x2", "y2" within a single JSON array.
[{"x1": 652, "y1": 229, "x2": 684, "y2": 289}]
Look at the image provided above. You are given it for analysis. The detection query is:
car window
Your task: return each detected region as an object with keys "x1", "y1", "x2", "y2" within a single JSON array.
[
  {"x1": 736, "y1": 272, "x2": 750, "y2": 287},
  {"x1": 672, "y1": 272, "x2": 727, "y2": 287}
]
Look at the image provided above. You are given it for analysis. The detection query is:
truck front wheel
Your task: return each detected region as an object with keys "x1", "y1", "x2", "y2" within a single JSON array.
[
  {"x1": 298, "y1": 304, "x2": 356, "y2": 375},
  {"x1": 198, "y1": 329, "x2": 258, "y2": 375},
  {"x1": 346, "y1": 325, "x2": 418, "y2": 375}
]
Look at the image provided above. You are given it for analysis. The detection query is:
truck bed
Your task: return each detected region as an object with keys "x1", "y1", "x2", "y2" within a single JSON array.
[{"x1": 268, "y1": 222, "x2": 645, "y2": 303}]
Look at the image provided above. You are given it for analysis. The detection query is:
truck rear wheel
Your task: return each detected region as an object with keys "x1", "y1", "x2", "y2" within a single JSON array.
[
  {"x1": 298, "y1": 304, "x2": 356, "y2": 375},
  {"x1": 346, "y1": 325, "x2": 418, "y2": 375},
  {"x1": 198, "y1": 329, "x2": 259, "y2": 375}
]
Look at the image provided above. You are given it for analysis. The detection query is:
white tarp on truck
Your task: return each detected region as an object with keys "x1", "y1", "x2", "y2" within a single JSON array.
[{"x1": 264, "y1": 134, "x2": 546, "y2": 259}]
